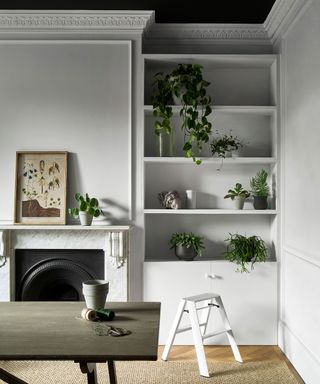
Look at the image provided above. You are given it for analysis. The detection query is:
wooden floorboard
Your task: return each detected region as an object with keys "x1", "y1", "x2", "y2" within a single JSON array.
[{"x1": 158, "y1": 345, "x2": 305, "y2": 383}]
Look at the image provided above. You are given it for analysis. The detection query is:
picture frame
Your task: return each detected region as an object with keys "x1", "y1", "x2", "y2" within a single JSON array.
[{"x1": 14, "y1": 151, "x2": 68, "y2": 225}]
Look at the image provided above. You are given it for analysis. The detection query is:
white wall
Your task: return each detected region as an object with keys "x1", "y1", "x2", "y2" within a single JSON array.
[
  {"x1": 280, "y1": 1, "x2": 320, "y2": 382},
  {"x1": 0, "y1": 41, "x2": 131, "y2": 225}
]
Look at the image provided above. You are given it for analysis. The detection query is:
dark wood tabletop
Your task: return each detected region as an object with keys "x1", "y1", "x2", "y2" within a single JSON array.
[{"x1": 0, "y1": 301, "x2": 161, "y2": 362}]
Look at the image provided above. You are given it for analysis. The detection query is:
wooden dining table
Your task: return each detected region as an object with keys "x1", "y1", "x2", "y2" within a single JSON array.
[{"x1": 0, "y1": 301, "x2": 161, "y2": 384}]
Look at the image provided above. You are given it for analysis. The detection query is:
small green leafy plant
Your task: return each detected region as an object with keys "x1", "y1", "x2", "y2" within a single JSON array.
[
  {"x1": 210, "y1": 133, "x2": 243, "y2": 158},
  {"x1": 224, "y1": 183, "x2": 250, "y2": 200},
  {"x1": 250, "y1": 169, "x2": 270, "y2": 197},
  {"x1": 152, "y1": 63, "x2": 213, "y2": 164},
  {"x1": 170, "y1": 232, "x2": 205, "y2": 257},
  {"x1": 224, "y1": 233, "x2": 267, "y2": 273},
  {"x1": 68, "y1": 193, "x2": 103, "y2": 218}
]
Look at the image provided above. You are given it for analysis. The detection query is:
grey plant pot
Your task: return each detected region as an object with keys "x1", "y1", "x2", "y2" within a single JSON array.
[
  {"x1": 79, "y1": 211, "x2": 93, "y2": 226},
  {"x1": 175, "y1": 244, "x2": 197, "y2": 261},
  {"x1": 253, "y1": 196, "x2": 268, "y2": 210}
]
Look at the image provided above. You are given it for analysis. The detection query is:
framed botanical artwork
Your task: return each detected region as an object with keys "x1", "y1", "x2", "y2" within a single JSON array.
[{"x1": 14, "y1": 151, "x2": 68, "y2": 224}]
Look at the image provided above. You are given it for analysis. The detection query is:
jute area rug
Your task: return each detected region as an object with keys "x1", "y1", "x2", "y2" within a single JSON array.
[{"x1": 0, "y1": 360, "x2": 300, "y2": 384}]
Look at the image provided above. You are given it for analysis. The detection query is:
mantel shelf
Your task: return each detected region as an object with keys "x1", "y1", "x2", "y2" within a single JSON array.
[
  {"x1": 0, "y1": 225, "x2": 131, "y2": 231},
  {"x1": 144, "y1": 105, "x2": 276, "y2": 116},
  {"x1": 144, "y1": 157, "x2": 276, "y2": 164},
  {"x1": 144, "y1": 209, "x2": 277, "y2": 215}
]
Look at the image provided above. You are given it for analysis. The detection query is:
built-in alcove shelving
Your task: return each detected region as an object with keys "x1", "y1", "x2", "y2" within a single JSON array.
[{"x1": 142, "y1": 54, "x2": 279, "y2": 344}]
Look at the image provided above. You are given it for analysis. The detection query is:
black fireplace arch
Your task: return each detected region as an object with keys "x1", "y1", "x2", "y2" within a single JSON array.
[{"x1": 17, "y1": 258, "x2": 97, "y2": 301}]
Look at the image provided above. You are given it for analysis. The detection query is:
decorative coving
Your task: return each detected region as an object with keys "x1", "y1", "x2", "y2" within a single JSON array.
[
  {"x1": 0, "y1": 11, "x2": 154, "y2": 32},
  {"x1": 264, "y1": 0, "x2": 310, "y2": 43},
  {"x1": 144, "y1": 24, "x2": 269, "y2": 44}
]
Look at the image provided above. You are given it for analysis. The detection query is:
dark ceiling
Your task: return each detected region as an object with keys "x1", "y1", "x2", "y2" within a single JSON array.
[{"x1": 1, "y1": 1, "x2": 276, "y2": 23}]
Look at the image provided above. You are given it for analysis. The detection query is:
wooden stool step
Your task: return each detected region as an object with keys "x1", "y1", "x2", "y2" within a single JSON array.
[{"x1": 161, "y1": 293, "x2": 242, "y2": 377}]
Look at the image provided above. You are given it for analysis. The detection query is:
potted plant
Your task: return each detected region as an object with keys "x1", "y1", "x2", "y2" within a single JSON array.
[
  {"x1": 68, "y1": 192, "x2": 103, "y2": 226},
  {"x1": 152, "y1": 64, "x2": 213, "y2": 164},
  {"x1": 250, "y1": 169, "x2": 270, "y2": 209},
  {"x1": 170, "y1": 232, "x2": 205, "y2": 261},
  {"x1": 224, "y1": 233, "x2": 268, "y2": 273},
  {"x1": 224, "y1": 183, "x2": 250, "y2": 210}
]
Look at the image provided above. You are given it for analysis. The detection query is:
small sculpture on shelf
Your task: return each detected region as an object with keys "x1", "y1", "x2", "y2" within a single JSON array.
[{"x1": 158, "y1": 190, "x2": 181, "y2": 209}]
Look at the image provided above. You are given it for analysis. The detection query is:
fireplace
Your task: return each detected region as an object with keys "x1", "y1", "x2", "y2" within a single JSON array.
[
  {"x1": 15, "y1": 249, "x2": 104, "y2": 301},
  {"x1": 0, "y1": 226, "x2": 130, "y2": 302}
]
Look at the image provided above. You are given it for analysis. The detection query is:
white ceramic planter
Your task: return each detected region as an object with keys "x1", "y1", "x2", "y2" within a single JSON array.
[
  {"x1": 79, "y1": 211, "x2": 93, "y2": 226},
  {"x1": 233, "y1": 196, "x2": 246, "y2": 210},
  {"x1": 82, "y1": 279, "x2": 109, "y2": 310}
]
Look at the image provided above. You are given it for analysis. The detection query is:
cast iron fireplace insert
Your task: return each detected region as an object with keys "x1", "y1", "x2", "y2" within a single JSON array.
[{"x1": 15, "y1": 249, "x2": 104, "y2": 301}]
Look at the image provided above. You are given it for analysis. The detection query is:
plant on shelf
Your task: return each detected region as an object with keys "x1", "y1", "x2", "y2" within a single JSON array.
[
  {"x1": 224, "y1": 233, "x2": 268, "y2": 273},
  {"x1": 210, "y1": 132, "x2": 243, "y2": 157},
  {"x1": 68, "y1": 192, "x2": 103, "y2": 226},
  {"x1": 224, "y1": 183, "x2": 250, "y2": 210},
  {"x1": 170, "y1": 232, "x2": 205, "y2": 261},
  {"x1": 210, "y1": 131, "x2": 244, "y2": 170},
  {"x1": 152, "y1": 63, "x2": 213, "y2": 164},
  {"x1": 250, "y1": 169, "x2": 270, "y2": 210}
]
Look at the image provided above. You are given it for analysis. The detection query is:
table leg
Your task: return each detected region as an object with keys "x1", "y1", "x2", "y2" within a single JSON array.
[
  {"x1": 107, "y1": 361, "x2": 117, "y2": 384},
  {"x1": 79, "y1": 362, "x2": 98, "y2": 384},
  {"x1": 0, "y1": 368, "x2": 28, "y2": 384}
]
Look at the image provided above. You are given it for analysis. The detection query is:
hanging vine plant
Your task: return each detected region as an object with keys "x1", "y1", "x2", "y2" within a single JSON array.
[{"x1": 152, "y1": 64, "x2": 213, "y2": 164}]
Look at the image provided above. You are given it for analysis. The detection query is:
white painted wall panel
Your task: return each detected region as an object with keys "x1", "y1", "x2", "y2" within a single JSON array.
[
  {"x1": 281, "y1": 1, "x2": 320, "y2": 381},
  {"x1": 0, "y1": 41, "x2": 131, "y2": 224}
]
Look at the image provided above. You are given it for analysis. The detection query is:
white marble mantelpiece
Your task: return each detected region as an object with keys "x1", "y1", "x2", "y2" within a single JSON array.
[{"x1": 0, "y1": 225, "x2": 130, "y2": 302}]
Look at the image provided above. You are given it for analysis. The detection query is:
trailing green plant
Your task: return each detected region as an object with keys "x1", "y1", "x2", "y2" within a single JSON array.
[
  {"x1": 68, "y1": 193, "x2": 103, "y2": 218},
  {"x1": 169, "y1": 232, "x2": 205, "y2": 257},
  {"x1": 224, "y1": 183, "x2": 250, "y2": 200},
  {"x1": 210, "y1": 133, "x2": 243, "y2": 158},
  {"x1": 152, "y1": 64, "x2": 213, "y2": 165},
  {"x1": 250, "y1": 169, "x2": 270, "y2": 197},
  {"x1": 224, "y1": 233, "x2": 268, "y2": 273}
]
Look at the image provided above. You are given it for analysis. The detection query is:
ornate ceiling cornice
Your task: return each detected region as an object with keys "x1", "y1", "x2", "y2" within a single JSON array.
[
  {"x1": 0, "y1": 10, "x2": 154, "y2": 32},
  {"x1": 264, "y1": 0, "x2": 310, "y2": 43},
  {"x1": 144, "y1": 23, "x2": 270, "y2": 45}
]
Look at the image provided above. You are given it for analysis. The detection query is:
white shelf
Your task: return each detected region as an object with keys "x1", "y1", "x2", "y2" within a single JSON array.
[
  {"x1": 144, "y1": 105, "x2": 276, "y2": 116},
  {"x1": 144, "y1": 209, "x2": 277, "y2": 215},
  {"x1": 144, "y1": 157, "x2": 276, "y2": 164}
]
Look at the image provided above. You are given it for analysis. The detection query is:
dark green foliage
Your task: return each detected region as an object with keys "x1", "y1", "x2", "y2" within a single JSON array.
[
  {"x1": 250, "y1": 169, "x2": 270, "y2": 197},
  {"x1": 224, "y1": 183, "x2": 250, "y2": 200},
  {"x1": 210, "y1": 134, "x2": 243, "y2": 158},
  {"x1": 170, "y1": 232, "x2": 205, "y2": 257},
  {"x1": 152, "y1": 64, "x2": 213, "y2": 164},
  {"x1": 68, "y1": 192, "x2": 103, "y2": 218},
  {"x1": 224, "y1": 233, "x2": 267, "y2": 273}
]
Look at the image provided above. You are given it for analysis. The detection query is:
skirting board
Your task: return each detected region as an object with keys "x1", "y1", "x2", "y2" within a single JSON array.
[{"x1": 279, "y1": 322, "x2": 320, "y2": 384}]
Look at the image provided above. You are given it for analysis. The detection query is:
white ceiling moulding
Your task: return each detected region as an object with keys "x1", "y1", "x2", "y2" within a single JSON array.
[
  {"x1": 264, "y1": 0, "x2": 310, "y2": 43},
  {"x1": 0, "y1": 10, "x2": 155, "y2": 33},
  {"x1": 144, "y1": 23, "x2": 271, "y2": 46}
]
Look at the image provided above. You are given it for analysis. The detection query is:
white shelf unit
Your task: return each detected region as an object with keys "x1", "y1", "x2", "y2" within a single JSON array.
[{"x1": 142, "y1": 54, "x2": 279, "y2": 344}]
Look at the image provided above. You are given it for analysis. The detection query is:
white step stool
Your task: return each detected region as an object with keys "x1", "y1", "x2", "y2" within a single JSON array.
[{"x1": 161, "y1": 292, "x2": 243, "y2": 377}]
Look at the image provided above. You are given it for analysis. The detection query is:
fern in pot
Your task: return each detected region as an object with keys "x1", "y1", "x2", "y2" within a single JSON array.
[
  {"x1": 224, "y1": 233, "x2": 267, "y2": 273},
  {"x1": 170, "y1": 232, "x2": 205, "y2": 261}
]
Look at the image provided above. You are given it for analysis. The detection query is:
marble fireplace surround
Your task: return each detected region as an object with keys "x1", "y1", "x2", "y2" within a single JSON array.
[{"x1": 0, "y1": 225, "x2": 130, "y2": 302}]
